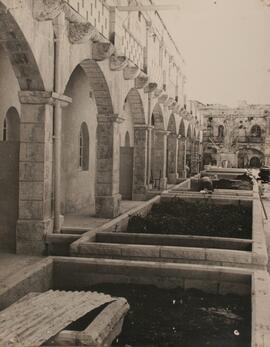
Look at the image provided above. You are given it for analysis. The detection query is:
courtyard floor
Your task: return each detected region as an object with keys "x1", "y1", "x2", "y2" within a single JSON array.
[
  {"x1": 62, "y1": 200, "x2": 143, "y2": 230},
  {"x1": 0, "y1": 252, "x2": 42, "y2": 292}
]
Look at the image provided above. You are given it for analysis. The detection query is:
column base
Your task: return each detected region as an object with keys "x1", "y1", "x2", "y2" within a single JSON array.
[
  {"x1": 95, "y1": 194, "x2": 121, "y2": 218},
  {"x1": 16, "y1": 218, "x2": 53, "y2": 255},
  {"x1": 168, "y1": 173, "x2": 179, "y2": 184},
  {"x1": 132, "y1": 185, "x2": 147, "y2": 201},
  {"x1": 160, "y1": 178, "x2": 168, "y2": 190}
]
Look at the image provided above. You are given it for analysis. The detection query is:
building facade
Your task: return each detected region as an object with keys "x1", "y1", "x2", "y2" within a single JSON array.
[
  {"x1": 0, "y1": 0, "x2": 202, "y2": 255},
  {"x1": 200, "y1": 102, "x2": 270, "y2": 169}
]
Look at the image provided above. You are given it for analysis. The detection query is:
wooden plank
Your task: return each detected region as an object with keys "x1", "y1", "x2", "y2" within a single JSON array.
[{"x1": 0, "y1": 290, "x2": 116, "y2": 346}]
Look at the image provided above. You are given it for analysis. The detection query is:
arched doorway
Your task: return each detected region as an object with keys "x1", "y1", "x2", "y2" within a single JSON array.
[
  {"x1": 238, "y1": 150, "x2": 247, "y2": 168},
  {"x1": 122, "y1": 88, "x2": 146, "y2": 200},
  {"x1": 151, "y1": 104, "x2": 166, "y2": 189},
  {"x1": 186, "y1": 124, "x2": 192, "y2": 174},
  {"x1": 0, "y1": 106, "x2": 20, "y2": 251},
  {"x1": 177, "y1": 119, "x2": 186, "y2": 178},
  {"x1": 61, "y1": 65, "x2": 97, "y2": 216},
  {"x1": 167, "y1": 114, "x2": 178, "y2": 183},
  {"x1": 250, "y1": 156, "x2": 261, "y2": 168}
]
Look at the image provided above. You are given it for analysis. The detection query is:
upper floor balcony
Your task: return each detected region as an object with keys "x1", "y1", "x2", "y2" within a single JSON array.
[
  {"x1": 65, "y1": 0, "x2": 185, "y2": 104},
  {"x1": 66, "y1": 0, "x2": 110, "y2": 39}
]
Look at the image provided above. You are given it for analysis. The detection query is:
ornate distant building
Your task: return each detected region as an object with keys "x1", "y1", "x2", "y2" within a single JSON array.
[{"x1": 199, "y1": 102, "x2": 270, "y2": 168}]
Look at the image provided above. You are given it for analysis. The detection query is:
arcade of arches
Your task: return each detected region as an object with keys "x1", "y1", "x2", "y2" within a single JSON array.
[{"x1": 0, "y1": 39, "x2": 200, "y2": 255}]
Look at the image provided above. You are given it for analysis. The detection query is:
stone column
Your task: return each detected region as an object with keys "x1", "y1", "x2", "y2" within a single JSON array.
[
  {"x1": 167, "y1": 133, "x2": 179, "y2": 184},
  {"x1": 191, "y1": 140, "x2": 198, "y2": 175},
  {"x1": 16, "y1": 91, "x2": 70, "y2": 255},
  {"x1": 96, "y1": 114, "x2": 123, "y2": 218},
  {"x1": 186, "y1": 138, "x2": 192, "y2": 175},
  {"x1": 133, "y1": 125, "x2": 150, "y2": 200},
  {"x1": 177, "y1": 136, "x2": 186, "y2": 178},
  {"x1": 152, "y1": 129, "x2": 168, "y2": 190},
  {"x1": 265, "y1": 116, "x2": 270, "y2": 166}
]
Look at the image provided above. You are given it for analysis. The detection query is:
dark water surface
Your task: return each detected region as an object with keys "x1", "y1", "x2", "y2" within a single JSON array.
[{"x1": 90, "y1": 283, "x2": 251, "y2": 347}]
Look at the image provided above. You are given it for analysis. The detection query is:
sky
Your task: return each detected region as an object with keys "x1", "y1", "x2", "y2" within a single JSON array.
[{"x1": 154, "y1": 0, "x2": 270, "y2": 106}]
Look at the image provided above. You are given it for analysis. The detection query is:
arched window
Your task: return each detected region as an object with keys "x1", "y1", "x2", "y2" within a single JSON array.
[
  {"x1": 250, "y1": 125, "x2": 261, "y2": 137},
  {"x1": 79, "y1": 122, "x2": 89, "y2": 171},
  {"x1": 218, "y1": 125, "x2": 224, "y2": 138},
  {"x1": 125, "y1": 131, "x2": 130, "y2": 147},
  {"x1": 3, "y1": 118, "x2": 7, "y2": 141},
  {"x1": 3, "y1": 107, "x2": 20, "y2": 142}
]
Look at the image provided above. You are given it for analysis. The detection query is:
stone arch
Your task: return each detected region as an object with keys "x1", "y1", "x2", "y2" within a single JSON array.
[
  {"x1": 250, "y1": 156, "x2": 261, "y2": 168},
  {"x1": 0, "y1": 2, "x2": 44, "y2": 90},
  {"x1": 167, "y1": 114, "x2": 177, "y2": 133},
  {"x1": 152, "y1": 103, "x2": 165, "y2": 130},
  {"x1": 64, "y1": 61, "x2": 120, "y2": 217},
  {"x1": 61, "y1": 65, "x2": 97, "y2": 216},
  {"x1": 187, "y1": 124, "x2": 192, "y2": 139},
  {"x1": 120, "y1": 88, "x2": 147, "y2": 200},
  {"x1": 79, "y1": 59, "x2": 114, "y2": 115},
  {"x1": 125, "y1": 88, "x2": 145, "y2": 125},
  {"x1": 3, "y1": 106, "x2": 20, "y2": 141},
  {"x1": 179, "y1": 119, "x2": 186, "y2": 137}
]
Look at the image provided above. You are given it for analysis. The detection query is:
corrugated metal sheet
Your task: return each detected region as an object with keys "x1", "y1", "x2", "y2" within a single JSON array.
[{"x1": 0, "y1": 290, "x2": 115, "y2": 346}]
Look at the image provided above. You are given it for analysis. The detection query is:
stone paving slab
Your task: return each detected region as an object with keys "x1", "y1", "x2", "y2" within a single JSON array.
[
  {"x1": 63, "y1": 201, "x2": 142, "y2": 230},
  {"x1": 0, "y1": 253, "x2": 41, "y2": 285}
]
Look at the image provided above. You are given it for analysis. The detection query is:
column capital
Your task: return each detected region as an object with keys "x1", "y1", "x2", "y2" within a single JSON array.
[
  {"x1": 110, "y1": 54, "x2": 129, "y2": 71},
  {"x1": 97, "y1": 114, "x2": 125, "y2": 124},
  {"x1": 135, "y1": 71, "x2": 149, "y2": 89},
  {"x1": 19, "y1": 91, "x2": 72, "y2": 106},
  {"x1": 144, "y1": 82, "x2": 158, "y2": 94},
  {"x1": 134, "y1": 124, "x2": 153, "y2": 130},
  {"x1": 123, "y1": 64, "x2": 141, "y2": 80}
]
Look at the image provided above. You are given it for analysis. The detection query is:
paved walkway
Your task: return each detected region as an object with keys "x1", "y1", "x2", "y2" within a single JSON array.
[
  {"x1": 0, "y1": 252, "x2": 42, "y2": 287},
  {"x1": 63, "y1": 200, "x2": 143, "y2": 230}
]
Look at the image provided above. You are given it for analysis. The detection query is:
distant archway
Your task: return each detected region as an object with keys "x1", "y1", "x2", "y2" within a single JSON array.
[
  {"x1": 120, "y1": 88, "x2": 146, "y2": 200},
  {"x1": 250, "y1": 125, "x2": 261, "y2": 138},
  {"x1": 250, "y1": 156, "x2": 261, "y2": 168},
  {"x1": 167, "y1": 114, "x2": 178, "y2": 183}
]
